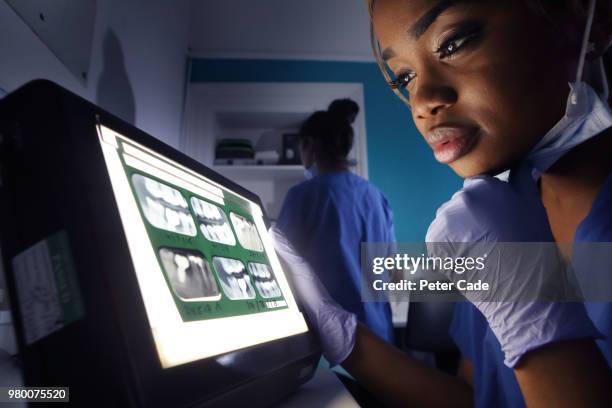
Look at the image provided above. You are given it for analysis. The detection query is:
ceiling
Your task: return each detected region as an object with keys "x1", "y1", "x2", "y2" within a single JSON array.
[{"x1": 188, "y1": 0, "x2": 374, "y2": 62}]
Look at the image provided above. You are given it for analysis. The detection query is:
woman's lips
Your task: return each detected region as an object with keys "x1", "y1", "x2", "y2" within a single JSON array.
[{"x1": 426, "y1": 126, "x2": 480, "y2": 164}]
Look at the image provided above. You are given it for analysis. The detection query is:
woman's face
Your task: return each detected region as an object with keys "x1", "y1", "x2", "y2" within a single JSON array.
[{"x1": 373, "y1": 0, "x2": 582, "y2": 177}]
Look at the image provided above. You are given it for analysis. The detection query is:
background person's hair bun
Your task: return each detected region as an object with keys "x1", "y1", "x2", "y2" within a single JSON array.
[
  {"x1": 300, "y1": 102, "x2": 357, "y2": 164},
  {"x1": 328, "y1": 98, "x2": 360, "y2": 125}
]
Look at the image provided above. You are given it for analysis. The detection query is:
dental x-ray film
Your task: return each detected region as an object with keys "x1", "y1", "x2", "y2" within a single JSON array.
[
  {"x1": 248, "y1": 262, "x2": 282, "y2": 299},
  {"x1": 191, "y1": 197, "x2": 236, "y2": 246},
  {"x1": 132, "y1": 174, "x2": 197, "y2": 236},
  {"x1": 212, "y1": 257, "x2": 256, "y2": 300},
  {"x1": 230, "y1": 212, "x2": 264, "y2": 252},
  {"x1": 159, "y1": 248, "x2": 220, "y2": 301}
]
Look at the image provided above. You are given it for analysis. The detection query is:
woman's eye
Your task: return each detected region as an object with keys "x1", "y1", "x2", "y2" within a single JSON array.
[
  {"x1": 390, "y1": 71, "x2": 416, "y2": 89},
  {"x1": 437, "y1": 35, "x2": 473, "y2": 58},
  {"x1": 436, "y1": 24, "x2": 482, "y2": 59}
]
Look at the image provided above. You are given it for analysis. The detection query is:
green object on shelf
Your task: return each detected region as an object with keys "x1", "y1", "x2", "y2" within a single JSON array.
[{"x1": 216, "y1": 138, "x2": 254, "y2": 159}]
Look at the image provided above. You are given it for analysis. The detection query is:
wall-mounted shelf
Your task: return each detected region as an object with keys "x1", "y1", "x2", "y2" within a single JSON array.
[
  {"x1": 213, "y1": 165, "x2": 304, "y2": 180},
  {"x1": 181, "y1": 82, "x2": 368, "y2": 219}
]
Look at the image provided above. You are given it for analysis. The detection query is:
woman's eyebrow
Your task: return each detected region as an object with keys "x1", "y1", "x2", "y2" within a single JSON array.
[
  {"x1": 410, "y1": 0, "x2": 477, "y2": 40},
  {"x1": 382, "y1": 47, "x2": 396, "y2": 62}
]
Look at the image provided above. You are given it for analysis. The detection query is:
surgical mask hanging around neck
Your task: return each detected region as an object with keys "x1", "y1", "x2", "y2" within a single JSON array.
[
  {"x1": 526, "y1": 0, "x2": 612, "y2": 176},
  {"x1": 304, "y1": 163, "x2": 318, "y2": 180}
]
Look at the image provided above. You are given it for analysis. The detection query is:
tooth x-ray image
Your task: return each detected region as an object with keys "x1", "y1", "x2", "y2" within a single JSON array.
[
  {"x1": 212, "y1": 257, "x2": 256, "y2": 300},
  {"x1": 159, "y1": 248, "x2": 220, "y2": 300},
  {"x1": 229, "y1": 213, "x2": 264, "y2": 252},
  {"x1": 248, "y1": 262, "x2": 282, "y2": 298},
  {"x1": 132, "y1": 174, "x2": 197, "y2": 236},
  {"x1": 190, "y1": 197, "x2": 236, "y2": 246}
]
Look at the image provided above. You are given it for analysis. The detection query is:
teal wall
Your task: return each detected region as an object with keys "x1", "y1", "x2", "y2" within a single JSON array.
[{"x1": 190, "y1": 59, "x2": 461, "y2": 241}]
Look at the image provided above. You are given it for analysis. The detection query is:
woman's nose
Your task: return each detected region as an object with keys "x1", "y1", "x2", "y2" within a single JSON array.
[{"x1": 410, "y1": 72, "x2": 458, "y2": 119}]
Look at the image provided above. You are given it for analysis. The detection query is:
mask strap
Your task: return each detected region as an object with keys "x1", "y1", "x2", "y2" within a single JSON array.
[
  {"x1": 576, "y1": 0, "x2": 597, "y2": 82},
  {"x1": 596, "y1": 56, "x2": 610, "y2": 101}
]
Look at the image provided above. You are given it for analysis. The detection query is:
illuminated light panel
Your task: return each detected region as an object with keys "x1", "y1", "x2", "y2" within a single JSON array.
[{"x1": 97, "y1": 124, "x2": 308, "y2": 368}]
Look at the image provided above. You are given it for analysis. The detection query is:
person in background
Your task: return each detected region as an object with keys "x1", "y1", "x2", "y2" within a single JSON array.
[{"x1": 276, "y1": 99, "x2": 396, "y2": 343}]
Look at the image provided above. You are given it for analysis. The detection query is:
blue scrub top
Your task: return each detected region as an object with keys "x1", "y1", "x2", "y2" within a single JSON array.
[
  {"x1": 276, "y1": 171, "x2": 395, "y2": 342},
  {"x1": 449, "y1": 172, "x2": 612, "y2": 408}
]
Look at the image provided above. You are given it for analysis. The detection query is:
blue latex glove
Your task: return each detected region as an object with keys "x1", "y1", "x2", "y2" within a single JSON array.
[
  {"x1": 269, "y1": 227, "x2": 357, "y2": 366},
  {"x1": 426, "y1": 166, "x2": 601, "y2": 367}
]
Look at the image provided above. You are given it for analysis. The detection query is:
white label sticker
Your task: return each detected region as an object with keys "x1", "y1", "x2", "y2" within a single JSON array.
[{"x1": 12, "y1": 240, "x2": 64, "y2": 345}]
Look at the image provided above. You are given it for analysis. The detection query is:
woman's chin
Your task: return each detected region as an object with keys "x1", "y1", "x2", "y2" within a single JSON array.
[{"x1": 447, "y1": 152, "x2": 504, "y2": 179}]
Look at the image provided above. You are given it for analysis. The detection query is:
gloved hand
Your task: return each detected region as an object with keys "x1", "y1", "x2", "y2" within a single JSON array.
[
  {"x1": 426, "y1": 165, "x2": 601, "y2": 367},
  {"x1": 269, "y1": 227, "x2": 357, "y2": 366}
]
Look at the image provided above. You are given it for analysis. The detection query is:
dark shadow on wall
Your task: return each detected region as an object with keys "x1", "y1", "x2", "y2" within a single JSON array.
[{"x1": 96, "y1": 29, "x2": 136, "y2": 124}]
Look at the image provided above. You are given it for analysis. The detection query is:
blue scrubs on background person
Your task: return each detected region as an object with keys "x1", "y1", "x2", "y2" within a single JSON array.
[
  {"x1": 276, "y1": 99, "x2": 396, "y2": 343},
  {"x1": 277, "y1": 171, "x2": 395, "y2": 342},
  {"x1": 449, "y1": 171, "x2": 612, "y2": 408}
]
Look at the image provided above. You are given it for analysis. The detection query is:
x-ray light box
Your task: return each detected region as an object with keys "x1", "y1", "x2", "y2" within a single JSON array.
[
  {"x1": 0, "y1": 80, "x2": 318, "y2": 408},
  {"x1": 97, "y1": 124, "x2": 307, "y2": 368}
]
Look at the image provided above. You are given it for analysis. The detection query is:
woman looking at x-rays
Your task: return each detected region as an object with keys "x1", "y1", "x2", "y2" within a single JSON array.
[
  {"x1": 271, "y1": 0, "x2": 612, "y2": 406},
  {"x1": 276, "y1": 99, "x2": 396, "y2": 344}
]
